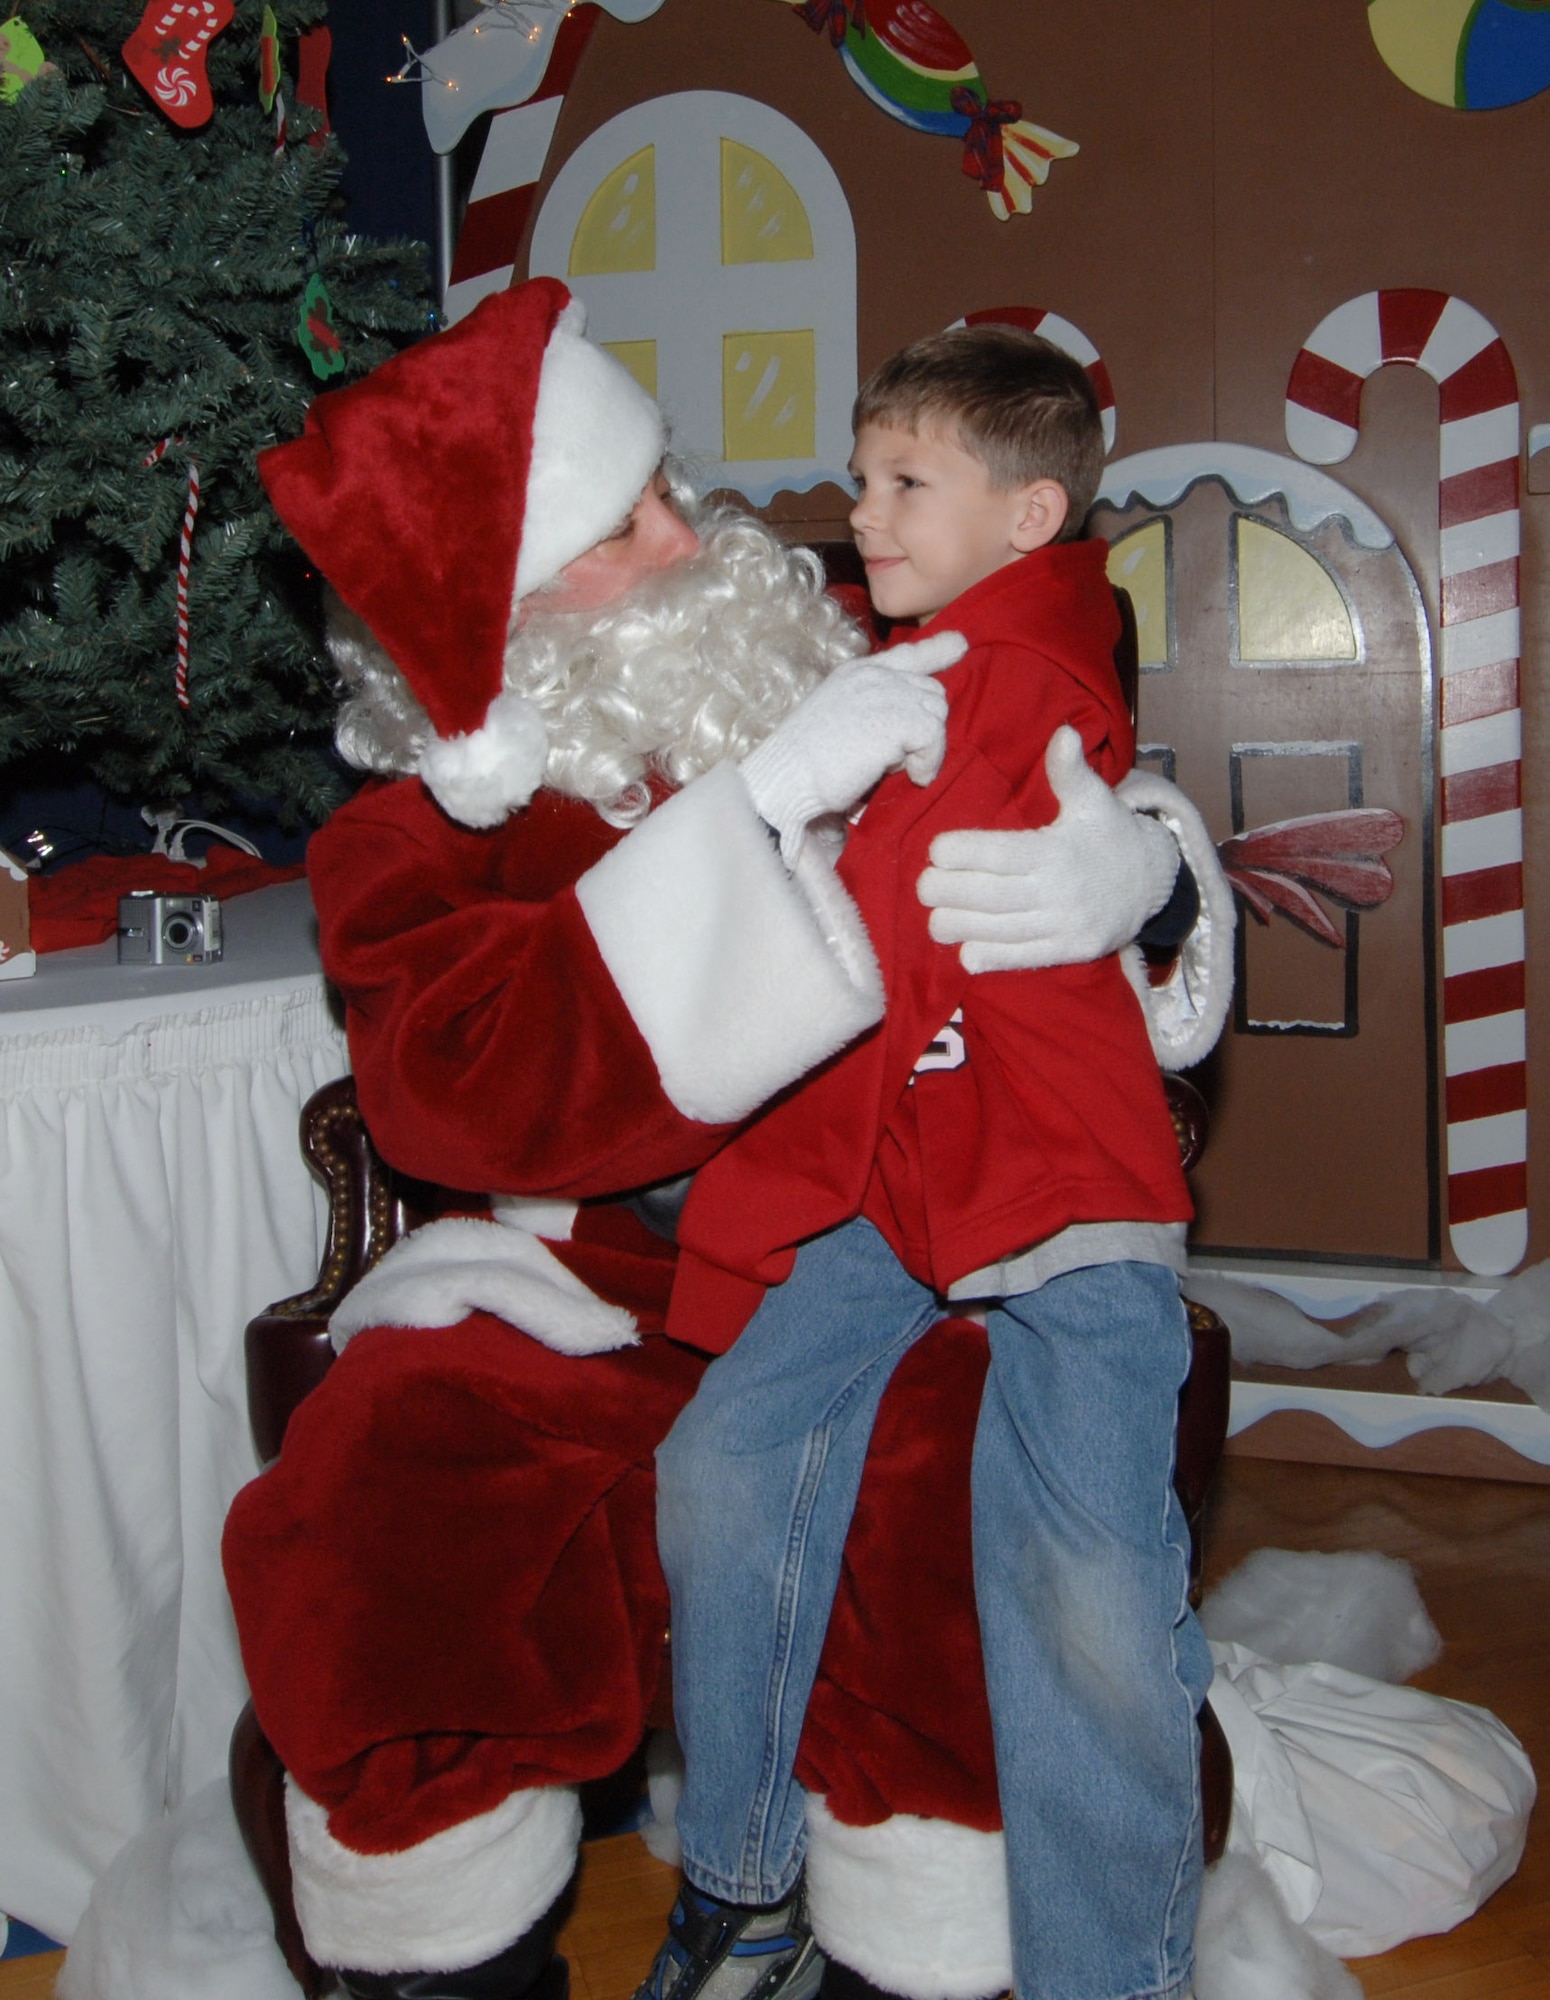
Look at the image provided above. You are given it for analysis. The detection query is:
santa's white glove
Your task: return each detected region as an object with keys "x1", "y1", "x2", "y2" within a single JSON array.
[
  {"x1": 740, "y1": 631, "x2": 965, "y2": 864},
  {"x1": 917, "y1": 723, "x2": 1181, "y2": 971}
]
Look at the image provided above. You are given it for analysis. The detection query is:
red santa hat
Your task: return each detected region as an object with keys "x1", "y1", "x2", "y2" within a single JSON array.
[{"x1": 259, "y1": 276, "x2": 666, "y2": 826}]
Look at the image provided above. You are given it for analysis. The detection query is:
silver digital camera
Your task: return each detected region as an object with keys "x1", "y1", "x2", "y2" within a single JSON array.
[{"x1": 117, "y1": 890, "x2": 224, "y2": 965}]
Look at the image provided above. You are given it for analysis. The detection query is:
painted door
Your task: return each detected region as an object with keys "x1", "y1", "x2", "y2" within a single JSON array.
[{"x1": 1093, "y1": 455, "x2": 1436, "y2": 1263}]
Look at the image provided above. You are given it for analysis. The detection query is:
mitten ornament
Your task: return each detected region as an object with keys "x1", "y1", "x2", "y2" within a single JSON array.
[{"x1": 122, "y1": 0, "x2": 234, "y2": 128}]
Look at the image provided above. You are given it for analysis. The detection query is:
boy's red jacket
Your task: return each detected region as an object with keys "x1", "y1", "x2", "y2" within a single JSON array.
[{"x1": 669, "y1": 539, "x2": 1192, "y2": 1350}]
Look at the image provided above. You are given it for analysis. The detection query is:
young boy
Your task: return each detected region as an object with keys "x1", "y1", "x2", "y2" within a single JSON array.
[{"x1": 647, "y1": 325, "x2": 1210, "y2": 2000}]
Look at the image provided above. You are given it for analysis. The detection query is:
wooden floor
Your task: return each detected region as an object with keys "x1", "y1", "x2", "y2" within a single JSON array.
[{"x1": 1, "y1": 1456, "x2": 1545, "y2": 1999}]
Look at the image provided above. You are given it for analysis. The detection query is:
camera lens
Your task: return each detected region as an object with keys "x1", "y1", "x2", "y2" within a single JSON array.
[{"x1": 162, "y1": 913, "x2": 197, "y2": 951}]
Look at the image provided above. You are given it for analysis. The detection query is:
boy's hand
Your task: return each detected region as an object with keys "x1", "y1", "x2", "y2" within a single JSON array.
[
  {"x1": 740, "y1": 635, "x2": 964, "y2": 864},
  {"x1": 917, "y1": 724, "x2": 1181, "y2": 970}
]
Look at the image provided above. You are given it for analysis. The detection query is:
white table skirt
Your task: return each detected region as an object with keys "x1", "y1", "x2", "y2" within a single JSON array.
[{"x1": 0, "y1": 881, "x2": 348, "y2": 1943}]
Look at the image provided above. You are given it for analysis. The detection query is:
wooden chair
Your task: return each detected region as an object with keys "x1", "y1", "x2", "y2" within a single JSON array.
[{"x1": 230, "y1": 1074, "x2": 1233, "y2": 1998}]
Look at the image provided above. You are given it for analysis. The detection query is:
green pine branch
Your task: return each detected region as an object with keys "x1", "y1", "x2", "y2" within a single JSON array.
[{"x1": 0, "y1": 0, "x2": 434, "y2": 824}]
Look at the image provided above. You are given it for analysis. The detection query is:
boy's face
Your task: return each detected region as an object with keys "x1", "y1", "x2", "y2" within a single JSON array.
[{"x1": 848, "y1": 421, "x2": 1068, "y2": 624}]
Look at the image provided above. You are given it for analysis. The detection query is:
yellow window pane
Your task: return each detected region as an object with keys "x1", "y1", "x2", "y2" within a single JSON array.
[
  {"x1": 602, "y1": 340, "x2": 658, "y2": 398},
  {"x1": 569, "y1": 145, "x2": 656, "y2": 276},
  {"x1": 721, "y1": 139, "x2": 814, "y2": 265},
  {"x1": 1106, "y1": 521, "x2": 1170, "y2": 669},
  {"x1": 1236, "y1": 518, "x2": 1357, "y2": 661},
  {"x1": 723, "y1": 331, "x2": 816, "y2": 461}
]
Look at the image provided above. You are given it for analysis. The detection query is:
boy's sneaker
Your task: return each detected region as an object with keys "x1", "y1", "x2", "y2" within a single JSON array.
[{"x1": 633, "y1": 1882, "x2": 825, "y2": 2000}]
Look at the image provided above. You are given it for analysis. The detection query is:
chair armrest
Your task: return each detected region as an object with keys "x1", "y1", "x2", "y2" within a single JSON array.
[{"x1": 244, "y1": 1075, "x2": 407, "y2": 1465}]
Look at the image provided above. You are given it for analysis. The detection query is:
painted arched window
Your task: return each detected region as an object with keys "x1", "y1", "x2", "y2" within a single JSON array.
[
  {"x1": 530, "y1": 91, "x2": 857, "y2": 503},
  {"x1": 1232, "y1": 516, "x2": 1360, "y2": 666}
]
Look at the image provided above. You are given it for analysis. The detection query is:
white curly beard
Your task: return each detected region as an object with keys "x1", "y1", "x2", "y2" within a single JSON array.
[{"x1": 329, "y1": 509, "x2": 868, "y2": 826}]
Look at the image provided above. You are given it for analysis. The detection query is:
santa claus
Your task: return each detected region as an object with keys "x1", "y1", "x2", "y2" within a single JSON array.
[{"x1": 222, "y1": 278, "x2": 1231, "y2": 2000}]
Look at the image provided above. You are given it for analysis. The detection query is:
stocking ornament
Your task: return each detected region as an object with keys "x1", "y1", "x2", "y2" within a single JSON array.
[{"x1": 122, "y1": 0, "x2": 234, "y2": 127}]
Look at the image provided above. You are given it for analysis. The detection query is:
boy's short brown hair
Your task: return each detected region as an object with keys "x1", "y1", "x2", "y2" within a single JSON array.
[{"x1": 853, "y1": 325, "x2": 1105, "y2": 538}]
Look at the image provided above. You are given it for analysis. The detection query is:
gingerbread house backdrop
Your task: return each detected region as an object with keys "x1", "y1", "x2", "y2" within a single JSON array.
[{"x1": 430, "y1": 0, "x2": 1549, "y2": 1286}]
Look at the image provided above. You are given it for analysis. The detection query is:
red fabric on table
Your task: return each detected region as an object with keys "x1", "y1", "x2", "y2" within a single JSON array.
[{"x1": 30, "y1": 849, "x2": 306, "y2": 953}]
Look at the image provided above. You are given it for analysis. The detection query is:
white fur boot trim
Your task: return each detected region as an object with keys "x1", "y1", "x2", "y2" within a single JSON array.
[
  {"x1": 284, "y1": 1778, "x2": 581, "y2": 1976},
  {"x1": 576, "y1": 761, "x2": 883, "y2": 1125},
  {"x1": 329, "y1": 1215, "x2": 638, "y2": 1355},
  {"x1": 1116, "y1": 769, "x2": 1236, "y2": 1071},
  {"x1": 801, "y1": 1795, "x2": 1011, "y2": 2000}
]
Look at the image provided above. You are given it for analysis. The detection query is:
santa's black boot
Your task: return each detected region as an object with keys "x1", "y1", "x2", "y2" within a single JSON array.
[
  {"x1": 816, "y1": 1962, "x2": 924, "y2": 2000},
  {"x1": 335, "y1": 1897, "x2": 572, "y2": 2000}
]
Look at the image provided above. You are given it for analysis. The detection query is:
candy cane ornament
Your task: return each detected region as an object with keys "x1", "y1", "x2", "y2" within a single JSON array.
[
  {"x1": 1286, "y1": 289, "x2": 1526, "y2": 1276},
  {"x1": 174, "y1": 459, "x2": 201, "y2": 709}
]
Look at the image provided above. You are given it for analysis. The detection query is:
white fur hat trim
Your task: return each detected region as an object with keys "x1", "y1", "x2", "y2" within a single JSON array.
[{"x1": 513, "y1": 299, "x2": 667, "y2": 603}]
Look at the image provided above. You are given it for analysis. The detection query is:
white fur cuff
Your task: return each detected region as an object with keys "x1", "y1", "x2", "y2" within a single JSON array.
[
  {"x1": 285, "y1": 1779, "x2": 582, "y2": 1975},
  {"x1": 574, "y1": 762, "x2": 884, "y2": 1125},
  {"x1": 329, "y1": 1215, "x2": 638, "y2": 1355},
  {"x1": 1117, "y1": 769, "x2": 1236, "y2": 1071},
  {"x1": 802, "y1": 1795, "x2": 1012, "y2": 2000}
]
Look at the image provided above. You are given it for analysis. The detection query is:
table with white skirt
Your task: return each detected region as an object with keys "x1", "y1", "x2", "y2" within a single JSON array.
[{"x1": 0, "y1": 878, "x2": 349, "y2": 1945}]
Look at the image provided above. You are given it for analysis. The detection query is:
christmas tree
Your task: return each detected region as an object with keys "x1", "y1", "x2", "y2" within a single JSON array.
[{"x1": 0, "y1": 0, "x2": 433, "y2": 827}]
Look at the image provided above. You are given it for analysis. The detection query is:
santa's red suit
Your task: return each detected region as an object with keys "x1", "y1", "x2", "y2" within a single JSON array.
[{"x1": 223, "y1": 768, "x2": 1015, "y2": 1997}]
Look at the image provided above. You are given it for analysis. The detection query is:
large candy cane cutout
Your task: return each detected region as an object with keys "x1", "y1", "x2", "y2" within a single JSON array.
[
  {"x1": 1286, "y1": 289, "x2": 1526, "y2": 1276},
  {"x1": 957, "y1": 305, "x2": 1116, "y2": 453}
]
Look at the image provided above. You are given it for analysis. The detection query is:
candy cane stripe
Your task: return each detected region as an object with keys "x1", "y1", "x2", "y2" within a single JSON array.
[
  {"x1": 1441, "y1": 606, "x2": 1519, "y2": 676},
  {"x1": 1379, "y1": 286, "x2": 1448, "y2": 361},
  {"x1": 1447, "y1": 963, "x2": 1524, "y2": 1022},
  {"x1": 1287, "y1": 287, "x2": 1527, "y2": 1275},
  {"x1": 1442, "y1": 556, "x2": 1518, "y2": 626},
  {"x1": 1442, "y1": 805, "x2": 1523, "y2": 873},
  {"x1": 1443, "y1": 911, "x2": 1523, "y2": 980},
  {"x1": 1446, "y1": 1008, "x2": 1525, "y2": 1071},
  {"x1": 1440, "y1": 710, "x2": 1522, "y2": 777},
  {"x1": 1441, "y1": 405, "x2": 1520, "y2": 476},
  {"x1": 1441, "y1": 458, "x2": 1519, "y2": 526},
  {"x1": 1441, "y1": 661, "x2": 1518, "y2": 729},
  {"x1": 175, "y1": 459, "x2": 200, "y2": 709},
  {"x1": 1439, "y1": 340, "x2": 1518, "y2": 420},
  {"x1": 1444, "y1": 762, "x2": 1520, "y2": 824},
  {"x1": 1304, "y1": 292, "x2": 1384, "y2": 372},
  {"x1": 1452, "y1": 1163, "x2": 1528, "y2": 1227},
  {"x1": 442, "y1": 6, "x2": 600, "y2": 325},
  {"x1": 1442, "y1": 863, "x2": 1523, "y2": 926},
  {"x1": 1448, "y1": 1062, "x2": 1526, "y2": 1125}
]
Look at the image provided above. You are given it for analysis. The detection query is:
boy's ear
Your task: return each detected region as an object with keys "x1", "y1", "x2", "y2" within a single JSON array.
[{"x1": 1010, "y1": 478, "x2": 1070, "y2": 552}]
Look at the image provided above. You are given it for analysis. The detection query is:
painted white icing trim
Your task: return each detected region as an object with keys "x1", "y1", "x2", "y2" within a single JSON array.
[
  {"x1": 575, "y1": 761, "x2": 883, "y2": 1125},
  {"x1": 329, "y1": 1215, "x2": 638, "y2": 1355},
  {"x1": 1190, "y1": 1257, "x2": 1550, "y2": 1466},
  {"x1": 285, "y1": 1778, "x2": 582, "y2": 1974},
  {"x1": 802, "y1": 1794, "x2": 1012, "y2": 2000},
  {"x1": 1097, "y1": 443, "x2": 1394, "y2": 552},
  {"x1": 1228, "y1": 1379, "x2": 1550, "y2": 1465}
]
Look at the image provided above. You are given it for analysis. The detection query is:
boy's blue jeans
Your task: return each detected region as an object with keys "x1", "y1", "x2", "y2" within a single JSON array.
[{"x1": 656, "y1": 1216, "x2": 1211, "y2": 2000}]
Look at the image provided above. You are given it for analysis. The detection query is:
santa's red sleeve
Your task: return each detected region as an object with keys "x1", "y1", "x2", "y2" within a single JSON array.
[{"x1": 311, "y1": 769, "x2": 883, "y2": 1206}]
